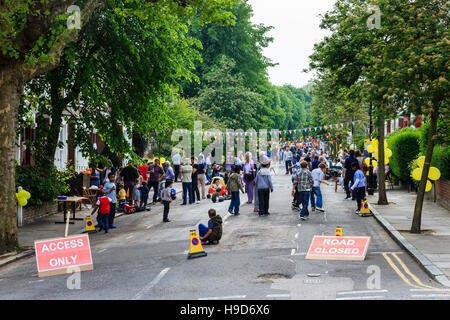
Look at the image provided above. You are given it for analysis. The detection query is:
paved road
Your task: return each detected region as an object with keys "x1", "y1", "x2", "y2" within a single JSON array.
[{"x1": 0, "y1": 163, "x2": 449, "y2": 300}]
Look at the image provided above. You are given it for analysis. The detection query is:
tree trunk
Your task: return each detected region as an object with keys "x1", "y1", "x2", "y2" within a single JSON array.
[
  {"x1": 0, "y1": 69, "x2": 22, "y2": 254},
  {"x1": 411, "y1": 107, "x2": 439, "y2": 234},
  {"x1": 377, "y1": 114, "x2": 388, "y2": 205}
]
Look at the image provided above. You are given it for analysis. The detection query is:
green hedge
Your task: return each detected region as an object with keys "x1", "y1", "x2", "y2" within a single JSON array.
[
  {"x1": 387, "y1": 128, "x2": 421, "y2": 182},
  {"x1": 431, "y1": 145, "x2": 450, "y2": 180}
]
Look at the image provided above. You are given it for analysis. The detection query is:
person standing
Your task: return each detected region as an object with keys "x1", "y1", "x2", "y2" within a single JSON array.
[
  {"x1": 197, "y1": 155, "x2": 207, "y2": 200},
  {"x1": 191, "y1": 157, "x2": 201, "y2": 204},
  {"x1": 343, "y1": 150, "x2": 358, "y2": 200},
  {"x1": 91, "y1": 189, "x2": 112, "y2": 234},
  {"x1": 180, "y1": 158, "x2": 193, "y2": 205},
  {"x1": 283, "y1": 147, "x2": 293, "y2": 175},
  {"x1": 161, "y1": 180, "x2": 174, "y2": 222},
  {"x1": 148, "y1": 158, "x2": 165, "y2": 204},
  {"x1": 293, "y1": 161, "x2": 313, "y2": 221},
  {"x1": 103, "y1": 172, "x2": 117, "y2": 229},
  {"x1": 255, "y1": 158, "x2": 273, "y2": 216},
  {"x1": 119, "y1": 164, "x2": 139, "y2": 203},
  {"x1": 172, "y1": 150, "x2": 182, "y2": 182},
  {"x1": 350, "y1": 162, "x2": 366, "y2": 214},
  {"x1": 243, "y1": 152, "x2": 256, "y2": 204},
  {"x1": 310, "y1": 163, "x2": 330, "y2": 212},
  {"x1": 227, "y1": 167, "x2": 245, "y2": 216},
  {"x1": 164, "y1": 161, "x2": 175, "y2": 181}
]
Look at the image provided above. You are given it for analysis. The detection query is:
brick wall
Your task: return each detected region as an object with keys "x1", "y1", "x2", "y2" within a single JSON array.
[
  {"x1": 425, "y1": 179, "x2": 450, "y2": 210},
  {"x1": 22, "y1": 202, "x2": 59, "y2": 226}
]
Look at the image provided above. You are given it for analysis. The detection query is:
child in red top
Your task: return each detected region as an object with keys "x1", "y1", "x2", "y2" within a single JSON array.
[{"x1": 91, "y1": 189, "x2": 112, "y2": 233}]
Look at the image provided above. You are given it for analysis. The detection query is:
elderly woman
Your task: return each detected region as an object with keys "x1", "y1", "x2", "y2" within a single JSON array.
[{"x1": 243, "y1": 152, "x2": 256, "y2": 204}]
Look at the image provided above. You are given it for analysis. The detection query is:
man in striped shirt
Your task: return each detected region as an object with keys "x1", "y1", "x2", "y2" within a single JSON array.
[{"x1": 292, "y1": 161, "x2": 313, "y2": 220}]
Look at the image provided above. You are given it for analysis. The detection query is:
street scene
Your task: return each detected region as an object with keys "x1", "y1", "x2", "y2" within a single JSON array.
[{"x1": 0, "y1": 0, "x2": 449, "y2": 310}]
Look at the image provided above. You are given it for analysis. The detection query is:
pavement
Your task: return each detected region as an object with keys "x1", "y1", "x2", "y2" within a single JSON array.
[
  {"x1": 0, "y1": 163, "x2": 449, "y2": 300},
  {"x1": 368, "y1": 187, "x2": 450, "y2": 287}
]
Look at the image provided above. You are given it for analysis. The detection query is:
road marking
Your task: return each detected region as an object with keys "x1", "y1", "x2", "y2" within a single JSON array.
[
  {"x1": 292, "y1": 252, "x2": 307, "y2": 256},
  {"x1": 294, "y1": 233, "x2": 299, "y2": 239},
  {"x1": 391, "y1": 253, "x2": 437, "y2": 290},
  {"x1": 133, "y1": 267, "x2": 170, "y2": 300},
  {"x1": 411, "y1": 294, "x2": 450, "y2": 298},
  {"x1": 126, "y1": 235, "x2": 133, "y2": 240},
  {"x1": 337, "y1": 290, "x2": 388, "y2": 295},
  {"x1": 98, "y1": 249, "x2": 107, "y2": 253},
  {"x1": 266, "y1": 294, "x2": 290, "y2": 298},
  {"x1": 410, "y1": 288, "x2": 450, "y2": 292},
  {"x1": 28, "y1": 280, "x2": 44, "y2": 283},
  {"x1": 336, "y1": 295, "x2": 385, "y2": 300},
  {"x1": 382, "y1": 253, "x2": 423, "y2": 289},
  {"x1": 198, "y1": 295, "x2": 246, "y2": 300},
  {"x1": 146, "y1": 225, "x2": 153, "y2": 230},
  {"x1": 291, "y1": 249, "x2": 296, "y2": 256}
]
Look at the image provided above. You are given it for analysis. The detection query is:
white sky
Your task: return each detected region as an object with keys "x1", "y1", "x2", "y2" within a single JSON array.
[{"x1": 247, "y1": 0, "x2": 336, "y2": 88}]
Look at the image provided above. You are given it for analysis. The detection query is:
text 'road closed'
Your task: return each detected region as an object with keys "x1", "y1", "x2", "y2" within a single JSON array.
[{"x1": 305, "y1": 236, "x2": 371, "y2": 261}]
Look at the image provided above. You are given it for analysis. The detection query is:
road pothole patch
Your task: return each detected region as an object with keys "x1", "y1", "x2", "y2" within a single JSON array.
[{"x1": 257, "y1": 273, "x2": 292, "y2": 280}]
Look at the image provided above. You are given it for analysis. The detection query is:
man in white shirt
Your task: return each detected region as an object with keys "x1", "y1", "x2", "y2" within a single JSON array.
[
  {"x1": 282, "y1": 147, "x2": 293, "y2": 175},
  {"x1": 310, "y1": 163, "x2": 330, "y2": 212},
  {"x1": 172, "y1": 150, "x2": 182, "y2": 182}
]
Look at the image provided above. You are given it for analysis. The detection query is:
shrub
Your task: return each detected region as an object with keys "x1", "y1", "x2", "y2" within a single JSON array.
[
  {"x1": 387, "y1": 128, "x2": 421, "y2": 182},
  {"x1": 15, "y1": 164, "x2": 76, "y2": 207},
  {"x1": 431, "y1": 145, "x2": 450, "y2": 180}
]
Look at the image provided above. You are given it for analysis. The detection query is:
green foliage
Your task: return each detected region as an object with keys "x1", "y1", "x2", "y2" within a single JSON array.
[
  {"x1": 195, "y1": 55, "x2": 265, "y2": 130},
  {"x1": 15, "y1": 164, "x2": 76, "y2": 207},
  {"x1": 430, "y1": 145, "x2": 450, "y2": 180},
  {"x1": 419, "y1": 120, "x2": 449, "y2": 154},
  {"x1": 387, "y1": 128, "x2": 421, "y2": 182}
]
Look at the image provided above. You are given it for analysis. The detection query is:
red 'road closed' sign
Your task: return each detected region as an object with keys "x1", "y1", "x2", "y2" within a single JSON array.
[
  {"x1": 305, "y1": 236, "x2": 371, "y2": 261},
  {"x1": 34, "y1": 234, "x2": 93, "y2": 277}
]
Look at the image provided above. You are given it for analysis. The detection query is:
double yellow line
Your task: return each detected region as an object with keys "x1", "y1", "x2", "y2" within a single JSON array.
[{"x1": 382, "y1": 252, "x2": 450, "y2": 291}]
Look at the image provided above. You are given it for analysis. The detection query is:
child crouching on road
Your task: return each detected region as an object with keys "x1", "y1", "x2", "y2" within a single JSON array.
[
  {"x1": 199, "y1": 209, "x2": 223, "y2": 245},
  {"x1": 91, "y1": 189, "x2": 112, "y2": 233}
]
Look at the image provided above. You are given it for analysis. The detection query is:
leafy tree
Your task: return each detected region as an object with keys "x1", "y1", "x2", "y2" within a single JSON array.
[
  {"x1": 182, "y1": 0, "x2": 275, "y2": 97},
  {"x1": 0, "y1": 0, "x2": 234, "y2": 254},
  {"x1": 195, "y1": 55, "x2": 265, "y2": 130}
]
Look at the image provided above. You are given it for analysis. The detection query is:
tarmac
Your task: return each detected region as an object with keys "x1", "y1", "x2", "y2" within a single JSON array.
[
  {"x1": 368, "y1": 187, "x2": 450, "y2": 287},
  {"x1": 1, "y1": 175, "x2": 450, "y2": 289}
]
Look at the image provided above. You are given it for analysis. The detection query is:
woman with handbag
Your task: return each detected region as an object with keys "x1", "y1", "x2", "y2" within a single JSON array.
[{"x1": 243, "y1": 152, "x2": 256, "y2": 204}]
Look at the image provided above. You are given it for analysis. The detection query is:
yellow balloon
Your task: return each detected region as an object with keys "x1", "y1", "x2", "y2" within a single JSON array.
[
  {"x1": 385, "y1": 157, "x2": 389, "y2": 165},
  {"x1": 385, "y1": 148, "x2": 393, "y2": 158},
  {"x1": 417, "y1": 156, "x2": 425, "y2": 168},
  {"x1": 374, "y1": 152, "x2": 379, "y2": 160},
  {"x1": 425, "y1": 180, "x2": 432, "y2": 192},
  {"x1": 429, "y1": 167, "x2": 441, "y2": 181},
  {"x1": 412, "y1": 167, "x2": 422, "y2": 181},
  {"x1": 372, "y1": 139, "x2": 379, "y2": 148},
  {"x1": 160, "y1": 157, "x2": 166, "y2": 164},
  {"x1": 384, "y1": 141, "x2": 388, "y2": 149},
  {"x1": 372, "y1": 160, "x2": 378, "y2": 168},
  {"x1": 23, "y1": 190, "x2": 31, "y2": 200},
  {"x1": 365, "y1": 158, "x2": 371, "y2": 166},
  {"x1": 18, "y1": 199, "x2": 27, "y2": 207},
  {"x1": 367, "y1": 144, "x2": 375, "y2": 153}
]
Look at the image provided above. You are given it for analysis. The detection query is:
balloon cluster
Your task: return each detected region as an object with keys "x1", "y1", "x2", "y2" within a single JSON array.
[
  {"x1": 16, "y1": 189, "x2": 31, "y2": 207},
  {"x1": 411, "y1": 156, "x2": 441, "y2": 192},
  {"x1": 366, "y1": 139, "x2": 392, "y2": 165}
]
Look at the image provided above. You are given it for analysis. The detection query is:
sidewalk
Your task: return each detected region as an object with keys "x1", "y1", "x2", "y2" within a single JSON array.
[
  {"x1": 368, "y1": 186, "x2": 450, "y2": 287},
  {"x1": 0, "y1": 182, "x2": 183, "y2": 266}
]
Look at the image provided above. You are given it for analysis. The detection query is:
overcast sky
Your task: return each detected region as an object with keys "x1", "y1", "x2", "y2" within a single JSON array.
[{"x1": 247, "y1": 0, "x2": 336, "y2": 88}]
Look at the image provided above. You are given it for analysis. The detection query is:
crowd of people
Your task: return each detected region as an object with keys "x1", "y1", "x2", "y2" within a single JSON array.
[{"x1": 86, "y1": 141, "x2": 381, "y2": 237}]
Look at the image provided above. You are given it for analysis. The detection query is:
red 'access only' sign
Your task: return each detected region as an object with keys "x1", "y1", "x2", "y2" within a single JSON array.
[
  {"x1": 34, "y1": 234, "x2": 93, "y2": 277},
  {"x1": 305, "y1": 236, "x2": 371, "y2": 261}
]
